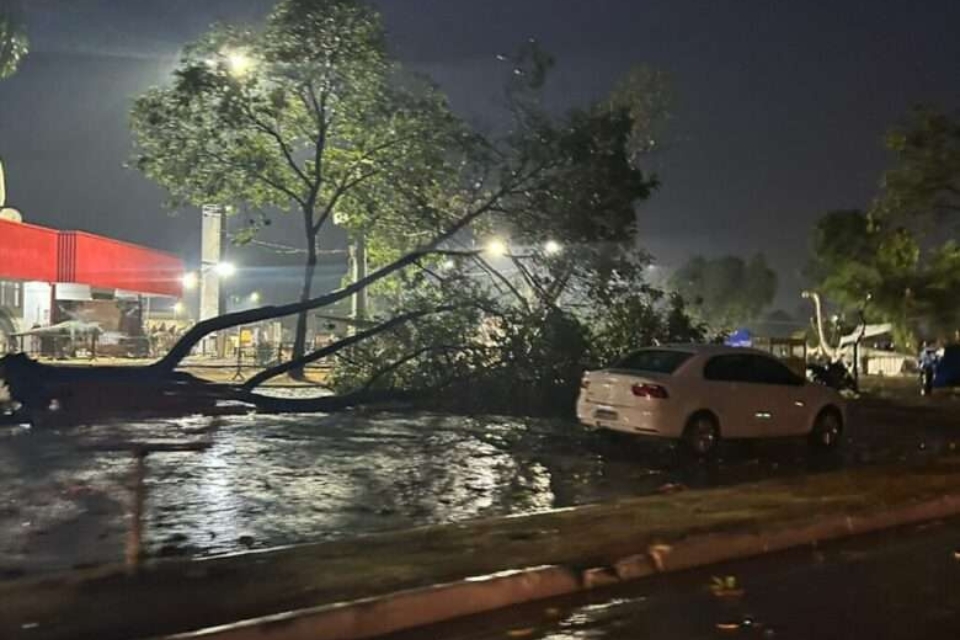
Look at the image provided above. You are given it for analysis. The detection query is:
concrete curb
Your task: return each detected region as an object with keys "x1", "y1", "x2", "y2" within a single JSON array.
[{"x1": 159, "y1": 492, "x2": 960, "y2": 640}]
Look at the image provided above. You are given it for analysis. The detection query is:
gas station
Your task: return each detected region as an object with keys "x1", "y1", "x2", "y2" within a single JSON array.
[{"x1": 0, "y1": 216, "x2": 184, "y2": 355}]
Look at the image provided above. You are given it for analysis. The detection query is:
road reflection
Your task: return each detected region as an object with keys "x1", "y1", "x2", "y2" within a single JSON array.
[
  {"x1": 2, "y1": 398, "x2": 959, "y2": 574},
  {"x1": 395, "y1": 517, "x2": 960, "y2": 640}
]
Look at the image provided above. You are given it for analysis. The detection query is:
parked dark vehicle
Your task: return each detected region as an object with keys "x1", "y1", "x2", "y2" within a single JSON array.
[
  {"x1": 807, "y1": 361, "x2": 857, "y2": 392},
  {"x1": 921, "y1": 345, "x2": 960, "y2": 396}
]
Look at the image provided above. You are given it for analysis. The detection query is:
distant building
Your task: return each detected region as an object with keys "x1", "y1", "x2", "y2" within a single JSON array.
[{"x1": 0, "y1": 217, "x2": 183, "y2": 353}]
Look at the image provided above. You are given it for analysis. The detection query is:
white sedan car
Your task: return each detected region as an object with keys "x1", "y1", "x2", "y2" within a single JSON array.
[{"x1": 577, "y1": 344, "x2": 846, "y2": 456}]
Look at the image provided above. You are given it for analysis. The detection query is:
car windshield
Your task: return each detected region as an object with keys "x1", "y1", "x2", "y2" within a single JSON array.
[{"x1": 614, "y1": 349, "x2": 694, "y2": 374}]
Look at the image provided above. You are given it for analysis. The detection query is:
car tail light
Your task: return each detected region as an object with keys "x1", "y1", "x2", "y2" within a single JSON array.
[{"x1": 631, "y1": 383, "x2": 668, "y2": 399}]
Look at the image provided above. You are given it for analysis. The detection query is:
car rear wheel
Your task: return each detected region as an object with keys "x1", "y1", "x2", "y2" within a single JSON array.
[
  {"x1": 809, "y1": 407, "x2": 843, "y2": 450},
  {"x1": 682, "y1": 412, "x2": 719, "y2": 457}
]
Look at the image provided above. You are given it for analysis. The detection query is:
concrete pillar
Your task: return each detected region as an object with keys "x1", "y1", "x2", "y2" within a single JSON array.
[{"x1": 350, "y1": 234, "x2": 368, "y2": 326}]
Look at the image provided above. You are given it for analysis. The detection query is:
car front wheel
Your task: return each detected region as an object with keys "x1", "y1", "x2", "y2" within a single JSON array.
[
  {"x1": 682, "y1": 412, "x2": 720, "y2": 457},
  {"x1": 809, "y1": 408, "x2": 843, "y2": 450}
]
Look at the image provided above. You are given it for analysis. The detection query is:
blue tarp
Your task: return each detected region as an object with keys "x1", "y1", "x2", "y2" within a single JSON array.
[
  {"x1": 933, "y1": 345, "x2": 960, "y2": 388},
  {"x1": 725, "y1": 328, "x2": 753, "y2": 348}
]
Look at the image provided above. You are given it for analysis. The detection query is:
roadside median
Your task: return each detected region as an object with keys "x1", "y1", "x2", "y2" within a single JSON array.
[{"x1": 5, "y1": 459, "x2": 960, "y2": 640}]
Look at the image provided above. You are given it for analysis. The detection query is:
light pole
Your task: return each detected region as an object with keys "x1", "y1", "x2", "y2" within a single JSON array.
[
  {"x1": 181, "y1": 260, "x2": 235, "y2": 356},
  {"x1": 200, "y1": 204, "x2": 225, "y2": 323},
  {"x1": 199, "y1": 203, "x2": 236, "y2": 356}
]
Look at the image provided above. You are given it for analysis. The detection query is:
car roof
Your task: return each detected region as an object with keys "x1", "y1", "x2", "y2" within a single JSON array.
[{"x1": 645, "y1": 343, "x2": 776, "y2": 358}]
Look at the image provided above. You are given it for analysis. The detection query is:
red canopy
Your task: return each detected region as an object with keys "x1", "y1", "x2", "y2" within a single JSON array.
[{"x1": 0, "y1": 219, "x2": 183, "y2": 297}]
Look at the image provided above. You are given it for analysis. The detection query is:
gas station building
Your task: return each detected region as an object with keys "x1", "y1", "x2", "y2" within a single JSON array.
[{"x1": 0, "y1": 217, "x2": 184, "y2": 349}]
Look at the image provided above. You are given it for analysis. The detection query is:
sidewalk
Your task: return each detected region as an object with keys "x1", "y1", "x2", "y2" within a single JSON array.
[{"x1": 5, "y1": 458, "x2": 960, "y2": 640}]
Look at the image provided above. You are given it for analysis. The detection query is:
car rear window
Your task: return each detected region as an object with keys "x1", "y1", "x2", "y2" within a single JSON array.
[{"x1": 613, "y1": 349, "x2": 693, "y2": 374}]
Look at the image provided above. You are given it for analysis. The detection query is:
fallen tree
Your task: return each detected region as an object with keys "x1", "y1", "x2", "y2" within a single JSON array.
[
  {"x1": 0, "y1": 283, "x2": 476, "y2": 423},
  {"x1": 0, "y1": 39, "x2": 687, "y2": 425},
  {"x1": 0, "y1": 182, "x2": 529, "y2": 424}
]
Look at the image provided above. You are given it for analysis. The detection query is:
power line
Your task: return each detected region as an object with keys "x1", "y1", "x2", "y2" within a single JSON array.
[{"x1": 243, "y1": 239, "x2": 348, "y2": 256}]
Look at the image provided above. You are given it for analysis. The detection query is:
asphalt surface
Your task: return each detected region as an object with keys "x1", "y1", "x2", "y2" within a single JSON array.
[
  {"x1": 2, "y1": 392, "x2": 960, "y2": 576},
  {"x1": 386, "y1": 517, "x2": 960, "y2": 640}
]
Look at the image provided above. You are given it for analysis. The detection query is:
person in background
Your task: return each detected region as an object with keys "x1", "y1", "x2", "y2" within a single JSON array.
[{"x1": 919, "y1": 341, "x2": 940, "y2": 396}]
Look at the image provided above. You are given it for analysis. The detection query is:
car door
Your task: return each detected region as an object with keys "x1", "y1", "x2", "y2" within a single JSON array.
[
  {"x1": 741, "y1": 354, "x2": 809, "y2": 436},
  {"x1": 701, "y1": 354, "x2": 758, "y2": 437}
]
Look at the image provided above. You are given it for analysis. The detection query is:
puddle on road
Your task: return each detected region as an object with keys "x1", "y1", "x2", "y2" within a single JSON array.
[
  {"x1": 1, "y1": 404, "x2": 955, "y2": 576},
  {"x1": 0, "y1": 412, "x2": 674, "y2": 573}
]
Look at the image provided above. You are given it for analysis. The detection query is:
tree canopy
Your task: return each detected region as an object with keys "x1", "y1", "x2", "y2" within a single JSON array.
[
  {"x1": 131, "y1": 0, "x2": 469, "y2": 365},
  {"x1": 807, "y1": 108, "x2": 960, "y2": 348},
  {"x1": 874, "y1": 107, "x2": 960, "y2": 223},
  {"x1": 807, "y1": 208, "x2": 960, "y2": 347},
  {"x1": 133, "y1": 0, "x2": 703, "y2": 414},
  {"x1": 669, "y1": 253, "x2": 778, "y2": 330},
  {"x1": 323, "y1": 44, "x2": 702, "y2": 413},
  {"x1": 0, "y1": 2, "x2": 27, "y2": 80}
]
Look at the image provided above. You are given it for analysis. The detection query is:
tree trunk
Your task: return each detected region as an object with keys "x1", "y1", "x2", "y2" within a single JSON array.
[
  {"x1": 290, "y1": 227, "x2": 319, "y2": 380},
  {"x1": 803, "y1": 290, "x2": 838, "y2": 361}
]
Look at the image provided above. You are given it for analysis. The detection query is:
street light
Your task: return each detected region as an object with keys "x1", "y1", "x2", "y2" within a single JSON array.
[
  {"x1": 182, "y1": 271, "x2": 199, "y2": 290},
  {"x1": 215, "y1": 261, "x2": 237, "y2": 278},
  {"x1": 182, "y1": 262, "x2": 234, "y2": 291},
  {"x1": 484, "y1": 237, "x2": 508, "y2": 258},
  {"x1": 249, "y1": 291, "x2": 261, "y2": 304},
  {"x1": 226, "y1": 50, "x2": 254, "y2": 77},
  {"x1": 544, "y1": 240, "x2": 563, "y2": 256}
]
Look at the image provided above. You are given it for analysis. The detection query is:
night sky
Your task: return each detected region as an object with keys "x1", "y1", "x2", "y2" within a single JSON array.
[{"x1": 0, "y1": 0, "x2": 958, "y2": 306}]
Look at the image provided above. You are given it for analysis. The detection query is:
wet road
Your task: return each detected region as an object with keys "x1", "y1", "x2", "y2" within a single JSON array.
[
  {"x1": 1, "y1": 395, "x2": 960, "y2": 575},
  {"x1": 392, "y1": 517, "x2": 960, "y2": 640}
]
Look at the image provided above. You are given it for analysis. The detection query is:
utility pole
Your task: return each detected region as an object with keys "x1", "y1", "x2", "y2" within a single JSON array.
[
  {"x1": 200, "y1": 204, "x2": 223, "y2": 356},
  {"x1": 349, "y1": 233, "x2": 368, "y2": 330},
  {"x1": 218, "y1": 209, "x2": 228, "y2": 317}
]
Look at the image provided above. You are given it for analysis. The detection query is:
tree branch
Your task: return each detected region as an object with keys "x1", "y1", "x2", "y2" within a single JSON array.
[
  {"x1": 471, "y1": 254, "x2": 530, "y2": 309},
  {"x1": 413, "y1": 262, "x2": 448, "y2": 285},
  {"x1": 313, "y1": 167, "x2": 379, "y2": 234},
  {"x1": 360, "y1": 344, "x2": 469, "y2": 392},
  {"x1": 939, "y1": 183, "x2": 960, "y2": 198},
  {"x1": 201, "y1": 146, "x2": 307, "y2": 208},
  {"x1": 510, "y1": 255, "x2": 553, "y2": 304},
  {"x1": 241, "y1": 305, "x2": 458, "y2": 389},
  {"x1": 309, "y1": 84, "x2": 329, "y2": 211},
  {"x1": 244, "y1": 106, "x2": 313, "y2": 189},
  {"x1": 312, "y1": 133, "x2": 423, "y2": 233},
  {"x1": 152, "y1": 166, "x2": 543, "y2": 373}
]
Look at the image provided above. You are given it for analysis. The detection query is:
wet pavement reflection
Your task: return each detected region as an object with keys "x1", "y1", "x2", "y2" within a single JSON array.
[
  {"x1": 395, "y1": 517, "x2": 960, "y2": 639},
  {"x1": 2, "y1": 397, "x2": 960, "y2": 575}
]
